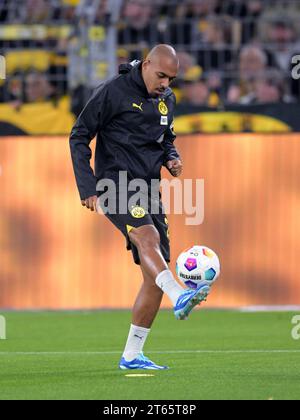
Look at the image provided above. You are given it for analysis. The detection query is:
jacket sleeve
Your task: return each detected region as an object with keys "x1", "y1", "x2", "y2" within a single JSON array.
[
  {"x1": 162, "y1": 118, "x2": 181, "y2": 165},
  {"x1": 69, "y1": 83, "x2": 113, "y2": 201}
]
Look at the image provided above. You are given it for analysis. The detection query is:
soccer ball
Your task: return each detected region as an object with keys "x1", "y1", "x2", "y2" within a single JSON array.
[{"x1": 176, "y1": 245, "x2": 220, "y2": 289}]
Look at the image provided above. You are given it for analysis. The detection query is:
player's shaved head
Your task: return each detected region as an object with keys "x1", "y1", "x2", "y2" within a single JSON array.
[
  {"x1": 146, "y1": 45, "x2": 179, "y2": 67},
  {"x1": 142, "y1": 44, "x2": 179, "y2": 98}
]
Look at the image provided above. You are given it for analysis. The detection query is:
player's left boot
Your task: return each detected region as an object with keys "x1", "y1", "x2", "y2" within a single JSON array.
[
  {"x1": 174, "y1": 283, "x2": 210, "y2": 320},
  {"x1": 119, "y1": 352, "x2": 169, "y2": 370}
]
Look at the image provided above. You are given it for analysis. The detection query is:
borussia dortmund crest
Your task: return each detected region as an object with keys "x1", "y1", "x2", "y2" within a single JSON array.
[
  {"x1": 130, "y1": 206, "x2": 146, "y2": 219},
  {"x1": 158, "y1": 101, "x2": 168, "y2": 116}
]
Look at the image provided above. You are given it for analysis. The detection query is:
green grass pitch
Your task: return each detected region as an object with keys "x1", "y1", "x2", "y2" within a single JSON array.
[{"x1": 0, "y1": 310, "x2": 299, "y2": 400}]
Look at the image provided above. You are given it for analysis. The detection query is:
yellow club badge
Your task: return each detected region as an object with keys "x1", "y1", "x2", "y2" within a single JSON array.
[
  {"x1": 130, "y1": 206, "x2": 146, "y2": 219},
  {"x1": 158, "y1": 101, "x2": 168, "y2": 116}
]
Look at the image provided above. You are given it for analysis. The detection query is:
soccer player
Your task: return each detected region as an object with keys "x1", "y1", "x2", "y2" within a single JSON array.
[{"x1": 70, "y1": 45, "x2": 211, "y2": 370}]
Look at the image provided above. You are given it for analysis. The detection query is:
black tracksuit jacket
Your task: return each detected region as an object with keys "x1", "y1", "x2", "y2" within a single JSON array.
[{"x1": 69, "y1": 61, "x2": 180, "y2": 200}]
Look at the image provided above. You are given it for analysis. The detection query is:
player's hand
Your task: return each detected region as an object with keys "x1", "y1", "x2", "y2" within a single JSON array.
[
  {"x1": 81, "y1": 195, "x2": 98, "y2": 212},
  {"x1": 166, "y1": 159, "x2": 183, "y2": 177}
]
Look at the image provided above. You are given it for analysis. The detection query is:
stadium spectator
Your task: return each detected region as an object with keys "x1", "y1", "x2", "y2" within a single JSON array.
[
  {"x1": 176, "y1": 51, "x2": 198, "y2": 79},
  {"x1": 219, "y1": 0, "x2": 263, "y2": 42},
  {"x1": 186, "y1": 0, "x2": 219, "y2": 18},
  {"x1": 25, "y1": 72, "x2": 55, "y2": 103},
  {"x1": 0, "y1": 73, "x2": 23, "y2": 105},
  {"x1": 23, "y1": 0, "x2": 51, "y2": 24},
  {"x1": 241, "y1": 0, "x2": 264, "y2": 43},
  {"x1": 118, "y1": 0, "x2": 157, "y2": 57},
  {"x1": 75, "y1": 0, "x2": 110, "y2": 25},
  {"x1": 180, "y1": 66, "x2": 221, "y2": 107},
  {"x1": 264, "y1": 18, "x2": 300, "y2": 73},
  {"x1": 206, "y1": 70, "x2": 223, "y2": 106},
  {"x1": 227, "y1": 45, "x2": 268, "y2": 103},
  {"x1": 181, "y1": 78, "x2": 210, "y2": 106},
  {"x1": 240, "y1": 69, "x2": 295, "y2": 104},
  {"x1": 196, "y1": 17, "x2": 233, "y2": 71},
  {"x1": 239, "y1": 45, "x2": 267, "y2": 80},
  {"x1": 156, "y1": 7, "x2": 193, "y2": 47}
]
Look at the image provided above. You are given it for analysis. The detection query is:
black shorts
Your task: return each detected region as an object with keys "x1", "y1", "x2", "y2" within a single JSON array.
[{"x1": 98, "y1": 186, "x2": 170, "y2": 265}]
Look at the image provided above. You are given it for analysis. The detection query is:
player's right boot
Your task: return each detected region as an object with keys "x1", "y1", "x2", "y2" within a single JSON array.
[
  {"x1": 119, "y1": 352, "x2": 169, "y2": 370},
  {"x1": 174, "y1": 283, "x2": 210, "y2": 320}
]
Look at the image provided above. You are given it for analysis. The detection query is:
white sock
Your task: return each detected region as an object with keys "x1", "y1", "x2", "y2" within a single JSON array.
[
  {"x1": 122, "y1": 324, "x2": 150, "y2": 362},
  {"x1": 155, "y1": 269, "x2": 184, "y2": 306}
]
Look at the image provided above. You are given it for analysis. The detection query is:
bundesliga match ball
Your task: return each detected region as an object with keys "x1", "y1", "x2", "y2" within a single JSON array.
[{"x1": 176, "y1": 246, "x2": 220, "y2": 289}]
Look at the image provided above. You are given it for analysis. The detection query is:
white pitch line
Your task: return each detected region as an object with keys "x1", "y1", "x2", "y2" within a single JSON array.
[{"x1": 0, "y1": 350, "x2": 299, "y2": 356}]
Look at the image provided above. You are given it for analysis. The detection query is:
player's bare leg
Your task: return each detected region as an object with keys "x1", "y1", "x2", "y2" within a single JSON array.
[
  {"x1": 128, "y1": 225, "x2": 168, "y2": 280},
  {"x1": 132, "y1": 265, "x2": 164, "y2": 328},
  {"x1": 128, "y1": 224, "x2": 185, "y2": 303},
  {"x1": 129, "y1": 225, "x2": 172, "y2": 328}
]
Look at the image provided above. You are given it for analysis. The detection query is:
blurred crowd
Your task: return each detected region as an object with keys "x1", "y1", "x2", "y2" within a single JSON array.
[{"x1": 0, "y1": 0, "x2": 300, "y2": 111}]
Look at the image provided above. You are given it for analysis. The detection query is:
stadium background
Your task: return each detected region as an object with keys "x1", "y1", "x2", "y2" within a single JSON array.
[{"x1": 0, "y1": 0, "x2": 299, "y2": 309}]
